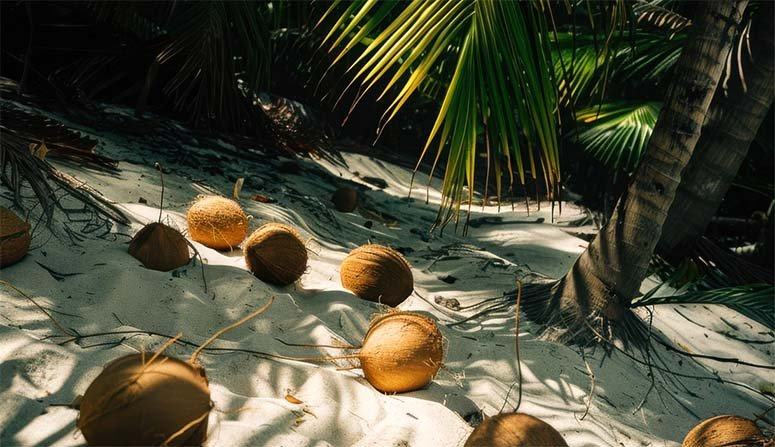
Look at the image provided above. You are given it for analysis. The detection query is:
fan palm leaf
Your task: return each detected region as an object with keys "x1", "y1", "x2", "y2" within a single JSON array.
[
  {"x1": 553, "y1": 31, "x2": 685, "y2": 105},
  {"x1": 574, "y1": 101, "x2": 660, "y2": 171},
  {"x1": 319, "y1": 0, "x2": 560, "y2": 229}
]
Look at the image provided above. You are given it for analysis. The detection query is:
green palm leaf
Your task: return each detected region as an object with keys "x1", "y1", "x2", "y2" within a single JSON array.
[
  {"x1": 553, "y1": 31, "x2": 685, "y2": 105},
  {"x1": 632, "y1": 283, "x2": 774, "y2": 329},
  {"x1": 574, "y1": 101, "x2": 660, "y2": 171},
  {"x1": 319, "y1": 0, "x2": 560, "y2": 229}
]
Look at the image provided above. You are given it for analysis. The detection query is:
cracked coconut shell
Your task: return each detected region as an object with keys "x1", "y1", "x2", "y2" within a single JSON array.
[
  {"x1": 187, "y1": 196, "x2": 248, "y2": 250},
  {"x1": 77, "y1": 353, "x2": 212, "y2": 446},
  {"x1": 682, "y1": 415, "x2": 765, "y2": 447},
  {"x1": 0, "y1": 207, "x2": 31, "y2": 268},
  {"x1": 464, "y1": 413, "x2": 568, "y2": 447},
  {"x1": 332, "y1": 186, "x2": 358, "y2": 212},
  {"x1": 359, "y1": 312, "x2": 443, "y2": 393},
  {"x1": 244, "y1": 223, "x2": 307, "y2": 286},
  {"x1": 128, "y1": 222, "x2": 190, "y2": 272},
  {"x1": 340, "y1": 244, "x2": 413, "y2": 306}
]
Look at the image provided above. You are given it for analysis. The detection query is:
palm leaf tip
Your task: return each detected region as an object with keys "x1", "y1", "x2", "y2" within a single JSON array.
[{"x1": 320, "y1": 0, "x2": 561, "y2": 228}]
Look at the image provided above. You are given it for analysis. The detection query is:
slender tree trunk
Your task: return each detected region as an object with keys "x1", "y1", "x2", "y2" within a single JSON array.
[
  {"x1": 533, "y1": 0, "x2": 748, "y2": 342},
  {"x1": 657, "y1": 3, "x2": 775, "y2": 253}
]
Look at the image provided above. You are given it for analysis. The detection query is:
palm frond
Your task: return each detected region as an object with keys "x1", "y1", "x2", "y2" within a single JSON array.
[
  {"x1": 88, "y1": 1, "x2": 170, "y2": 41},
  {"x1": 638, "y1": 237, "x2": 775, "y2": 329},
  {"x1": 633, "y1": 1, "x2": 691, "y2": 34},
  {"x1": 158, "y1": 2, "x2": 270, "y2": 133},
  {"x1": 573, "y1": 101, "x2": 660, "y2": 171},
  {"x1": 319, "y1": 0, "x2": 560, "y2": 229},
  {"x1": 553, "y1": 31, "x2": 685, "y2": 105},
  {"x1": 615, "y1": 32, "x2": 685, "y2": 83},
  {"x1": 632, "y1": 283, "x2": 774, "y2": 329}
]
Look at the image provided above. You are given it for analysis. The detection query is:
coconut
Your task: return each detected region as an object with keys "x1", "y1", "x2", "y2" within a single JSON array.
[
  {"x1": 75, "y1": 298, "x2": 274, "y2": 446},
  {"x1": 682, "y1": 415, "x2": 764, "y2": 447},
  {"x1": 128, "y1": 222, "x2": 190, "y2": 271},
  {"x1": 187, "y1": 196, "x2": 248, "y2": 250},
  {"x1": 464, "y1": 413, "x2": 568, "y2": 447},
  {"x1": 358, "y1": 312, "x2": 443, "y2": 393},
  {"x1": 244, "y1": 223, "x2": 307, "y2": 286},
  {"x1": 332, "y1": 186, "x2": 358, "y2": 212},
  {"x1": 0, "y1": 207, "x2": 31, "y2": 268},
  {"x1": 77, "y1": 353, "x2": 211, "y2": 446},
  {"x1": 340, "y1": 244, "x2": 413, "y2": 307}
]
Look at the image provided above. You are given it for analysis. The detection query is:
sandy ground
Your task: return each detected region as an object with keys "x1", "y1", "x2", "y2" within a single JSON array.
[{"x1": 1, "y1": 100, "x2": 773, "y2": 446}]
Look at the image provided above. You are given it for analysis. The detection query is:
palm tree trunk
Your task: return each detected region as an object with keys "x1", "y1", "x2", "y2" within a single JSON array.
[
  {"x1": 532, "y1": 0, "x2": 749, "y2": 343},
  {"x1": 657, "y1": 4, "x2": 775, "y2": 253}
]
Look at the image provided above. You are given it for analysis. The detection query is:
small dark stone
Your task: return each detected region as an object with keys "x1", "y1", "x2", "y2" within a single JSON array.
[
  {"x1": 395, "y1": 246, "x2": 414, "y2": 255},
  {"x1": 138, "y1": 197, "x2": 147, "y2": 204},
  {"x1": 364, "y1": 221, "x2": 373, "y2": 229},
  {"x1": 361, "y1": 176, "x2": 388, "y2": 189},
  {"x1": 439, "y1": 275, "x2": 458, "y2": 284}
]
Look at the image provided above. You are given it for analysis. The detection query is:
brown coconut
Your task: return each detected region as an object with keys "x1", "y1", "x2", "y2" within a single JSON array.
[
  {"x1": 128, "y1": 222, "x2": 190, "y2": 271},
  {"x1": 77, "y1": 353, "x2": 212, "y2": 446},
  {"x1": 332, "y1": 186, "x2": 358, "y2": 212},
  {"x1": 340, "y1": 244, "x2": 413, "y2": 307},
  {"x1": 0, "y1": 207, "x2": 31, "y2": 268},
  {"x1": 464, "y1": 413, "x2": 568, "y2": 447},
  {"x1": 682, "y1": 415, "x2": 765, "y2": 447},
  {"x1": 187, "y1": 196, "x2": 248, "y2": 250},
  {"x1": 359, "y1": 312, "x2": 443, "y2": 393},
  {"x1": 244, "y1": 223, "x2": 307, "y2": 286}
]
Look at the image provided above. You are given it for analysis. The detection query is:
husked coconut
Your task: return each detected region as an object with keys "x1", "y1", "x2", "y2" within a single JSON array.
[
  {"x1": 77, "y1": 353, "x2": 211, "y2": 446},
  {"x1": 464, "y1": 413, "x2": 568, "y2": 447},
  {"x1": 358, "y1": 312, "x2": 443, "y2": 393},
  {"x1": 340, "y1": 244, "x2": 413, "y2": 306},
  {"x1": 128, "y1": 222, "x2": 190, "y2": 271},
  {"x1": 0, "y1": 207, "x2": 31, "y2": 268},
  {"x1": 332, "y1": 186, "x2": 358, "y2": 212},
  {"x1": 244, "y1": 222, "x2": 307, "y2": 286},
  {"x1": 187, "y1": 196, "x2": 248, "y2": 250},
  {"x1": 682, "y1": 415, "x2": 766, "y2": 447},
  {"x1": 76, "y1": 298, "x2": 274, "y2": 446}
]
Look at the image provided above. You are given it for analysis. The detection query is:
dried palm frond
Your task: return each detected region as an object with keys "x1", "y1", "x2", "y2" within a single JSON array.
[{"x1": 0, "y1": 102, "x2": 129, "y2": 227}]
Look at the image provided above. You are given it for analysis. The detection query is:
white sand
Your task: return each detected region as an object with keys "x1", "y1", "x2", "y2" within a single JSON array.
[{"x1": 1, "y1": 102, "x2": 772, "y2": 446}]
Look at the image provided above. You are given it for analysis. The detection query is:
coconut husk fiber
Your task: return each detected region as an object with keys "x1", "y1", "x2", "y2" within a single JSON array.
[
  {"x1": 244, "y1": 222, "x2": 307, "y2": 286},
  {"x1": 332, "y1": 186, "x2": 358, "y2": 212},
  {"x1": 464, "y1": 413, "x2": 568, "y2": 447},
  {"x1": 77, "y1": 353, "x2": 212, "y2": 446},
  {"x1": 359, "y1": 312, "x2": 443, "y2": 393},
  {"x1": 682, "y1": 415, "x2": 766, "y2": 447},
  {"x1": 340, "y1": 244, "x2": 413, "y2": 307},
  {"x1": 128, "y1": 222, "x2": 190, "y2": 271},
  {"x1": 187, "y1": 196, "x2": 248, "y2": 250},
  {"x1": 0, "y1": 207, "x2": 31, "y2": 268}
]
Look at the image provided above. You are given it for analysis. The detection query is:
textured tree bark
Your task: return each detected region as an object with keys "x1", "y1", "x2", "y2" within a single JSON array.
[
  {"x1": 537, "y1": 0, "x2": 749, "y2": 342},
  {"x1": 657, "y1": 3, "x2": 775, "y2": 253}
]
